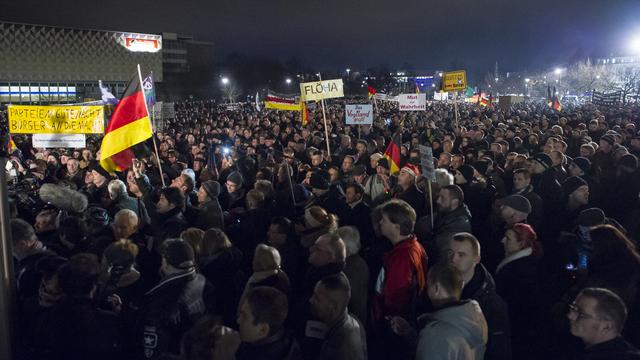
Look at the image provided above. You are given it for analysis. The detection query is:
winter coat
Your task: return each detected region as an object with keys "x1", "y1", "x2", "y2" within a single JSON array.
[
  {"x1": 461, "y1": 263, "x2": 512, "y2": 360},
  {"x1": 582, "y1": 337, "x2": 640, "y2": 360},
  {"x1": 317, "y1": 312, "x2": 367, "y2": 360},
  {"x1": 416, "y1": 205, "x2": 472, "y2": 264},
  {"x1": 416, "y1": 300, "x2": 488, "y2": 360},
  {"x1": 195, "y1": 198, "x2": 224, "y2": 231},
  {"x1": 108, "y1": 192, "x2": 139, "y2": 219},
  {"x1": 236, "y1": 330, "x2": 303, "y2": 360},
  {"x1": 200, "y1": 247, "x2": 246, "y2": 325},
  {"x1": 139, "y1": 268, "x2": 217, "y2": 359},
  {"x1": 395, "y1": 185, "x2": 427, "y2": 218},
  {"x1": 343, "y1": 200, "x2": 374, "y2": 250},
  {"x1": 149, "y1": 207, "x2": 188, "y2": 253},
  {"x1": 344, "y1": 254, "x2": 370, "y2": 326},
  {"x1": 513, "y1": 185, "x2": 544, "y2": 231},
  {"x1": 495, "y1": 249, "x2": 545, "y2": 359},
  {"x1": 39, "y1": 297, "x2": 123, "y2": 360}
]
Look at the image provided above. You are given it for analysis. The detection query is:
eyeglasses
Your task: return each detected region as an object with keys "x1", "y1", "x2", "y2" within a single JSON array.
[{"x1": 568, "y1": 303, "x2": 602, "y2": 321}]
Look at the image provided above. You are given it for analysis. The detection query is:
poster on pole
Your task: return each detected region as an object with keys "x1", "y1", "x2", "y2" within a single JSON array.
[
  {"x1": 398, "y1": 94, "x2": 426, "y2": 111},
  {"x1": 32, "y1": 134, "x2": 86, "y2": 148},
  {"x1": 345, "y1": 104, "x2": 373, "y2": 125},
  {"x1": 442, "y1": 70, "x2": 467, "y2": 92},
  {"x1": 7, "y1": 105, "x2": 104, "y2": 134},
  {"x1": 300, "y1": 79, "x2": 344, "y2": 101},
  {"x1": 419, "y1": 145, "x2": 436, "y2": 181},
  {"x1": 374, "y1": 93, "x2": 399, "y2": 102}
]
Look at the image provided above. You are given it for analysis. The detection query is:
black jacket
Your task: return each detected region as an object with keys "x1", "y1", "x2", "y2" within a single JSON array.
[
  {"x1": 149, "y1": 207, "x2": 188, "y2": 252},
  {"x1": 462, "y1": 263, "x2": 512, "y2": 360},
  {"x1": 39, "y1": 297, "x2": 123, "y2": 360},
  {"x1": 200, "y1": 248, "x2": 247, "y2": 325},
  {"x1": 343, "y1": 201, "x2": 374, "y2": 250},
  {"x1": 108, "y1": 193, "x2": 139, "y2": 219},
  {"x1": 513, "y1": 185, "x2": 544, "y2": 231},
  {"x1": 236, "y1": 330, "x2": 303, "y2": 360},
  {"x1": 139, "y1": 269, "x2": 217, "y2": 359},
  {"x1": 307, "y1": 187, "x2": 350, "y2": 223},
  {"x1": 317, "y1": 312, "x2": 367, "y2": 360},
  {"x1": 582, "y1": 337, "x2": 640, "y2": 360},
  {"x1": 396, "y1": 185, "x2": 427, "y2": 219},
  {"x1": 194, "y1": 199, "x2": 225, "y2": 231},
  {"x1": 416, "y1": 204, "x2": 472, "y2": 264}
]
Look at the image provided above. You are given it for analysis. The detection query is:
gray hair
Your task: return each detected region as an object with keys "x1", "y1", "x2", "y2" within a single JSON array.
[
  {"x1": 434, "y1": 168, "x2": 454, "y2": 187},
  {"x1": 336, "y1": 226, "x2": 361, "y2": 257},
  {"x1": 108, "y1": 179, "x2": 128, "y2": 200}
]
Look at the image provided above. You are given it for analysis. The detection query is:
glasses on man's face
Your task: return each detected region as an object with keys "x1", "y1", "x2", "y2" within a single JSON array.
[{"x1": 568, "y1": 303, "x2": 602, "y2": 321}]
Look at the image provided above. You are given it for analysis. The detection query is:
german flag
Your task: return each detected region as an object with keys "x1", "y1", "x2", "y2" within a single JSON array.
[
  {"x1": 384, "y1": 131, "x2": 402, "y2": 174},
  {"x1": 99, "y1": 72, "x2": 153, "y2": 172},
  {"x1": 552, "y1": 86, "x2": 562, "y2": 111},
  {"x1": 367, "y1": 86, "x2": 377, "y2": 99},
  {"x1": 301, "y1": 101, "x2": 310, "y2": 127}
]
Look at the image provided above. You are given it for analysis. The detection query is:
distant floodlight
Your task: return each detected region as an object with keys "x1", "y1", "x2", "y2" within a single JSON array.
[
  {"x1": 554, "y1": 68, "x2": 563, "y2": 75},
  {"x1": 631, "y1": 36, "x2": 640, "y2": 54},
  {"x1": 286, "y1": 78, "x2": 292, "y2": 84},
  {"x1": 525, "y1": 78, "x2": 530, "y2": 83},
  {"x1": 221, "y1": 77, "x2": 229, "y2": 85}
]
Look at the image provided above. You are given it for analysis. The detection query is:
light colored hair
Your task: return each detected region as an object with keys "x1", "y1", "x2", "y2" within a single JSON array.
[
  {"x1": 434, "y1": 168, "x2": 454, "y2": 187},
  {"x1": 336, "y1": 226, "x2": 361, "y2": 257},
  {"x1": 108, "y1": 179, "x2": 127, "y2": 199},
  {"x1": 253, "y1": 244, "x2": 282, "y2": 272}
]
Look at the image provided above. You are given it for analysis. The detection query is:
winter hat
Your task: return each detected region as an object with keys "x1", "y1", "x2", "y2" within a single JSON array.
[
  {"x1": 619, "y1": 154, "x2": 638, "y2": 169},
  {"x1": 352, "y1": 165, "x2": 367, "y2": 176},
  {"x1": 501, "y1": 195, "x2": 532, "y2": 215},
  {"x1": 571, "y1": 157, "x2": 591, "y2": 174},
  {"x1": 304, "y1": 206, "x2": 332, "y2": 229},
  {"x1": 202, "y1": 180, "x2": 221, "y2": 200},
  {"x1": 474, "y1": 160, "x2": 490, "y2": 175},
  {"x1": 227, "y1": 171, "x2": 244, "y2": 186},
  {"x1": 161, "y1": 239, "x2": 195, "y2": 270},
  {"x1": 562, "y1": 176, "x2": 588, "y2": 197},
  {"x1": 90, "y1": 162, "x2": 111, "y2": 179},
  {"x1": 400, "y1": 163, "x2": 421, "y2": 178},
  {"x1": 600, "y1": 134, "x2": 616, "y2": 146},
  {"x1": 377, "y1": 158, "x2": 390, "y2": 170},
  {"x1": 533, "y1": 153, "x2": 553, "y2": 169},
  {"x1": 578, "y1": 208, "x2": 606, "y2": 227},
  {"x1": 309, "y1": 172, "x2": 330, "y2": 190},
  {"x1": 458, "y1": 164, "x2": 475, "y2": 183}
]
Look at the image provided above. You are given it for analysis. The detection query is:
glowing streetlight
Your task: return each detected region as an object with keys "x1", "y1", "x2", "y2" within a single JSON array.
[
  {"x1": 346, "y1": 68, "x2": 351, "y2": 74},
  {"x1": 554, "y1": 68, "x2": 563, "y2": 75},
  {"x1": 438, "y1": 72, "x2": 443, "y2": 77},
  {"x1": 221, "y1": 77, "x2": 229, "y2": 85},
  {"x1": 494, "y1": 77, "x2": 499, "y2": 82},
  {"x1": 525, "y1": 78, "x2": 530, "y2": 83},
  {"x1": 630, "y1": 36, "x2": 640, "y2": 54},
  {"x1": 286, "y1": 78, "x2": 292, "y2": 84}
]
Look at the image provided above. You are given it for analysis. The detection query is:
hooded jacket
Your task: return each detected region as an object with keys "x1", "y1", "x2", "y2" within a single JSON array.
[{"x1": 416, "y1": 300, "x2": 488, "y2": 360}]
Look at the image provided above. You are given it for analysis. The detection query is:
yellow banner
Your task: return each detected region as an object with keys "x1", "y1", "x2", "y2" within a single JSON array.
[
  {"x1": 443, "y1": 70, "x2": 467, "y2": 92},
  {"x1": 265, "y1": 101, "x2": 301, "y2": 111},
  {"x1": 7, "y1": 105, "x2": 105, "y2": 134},
  {"x1": 300, "y1": 79, "x2": 344, "y2": 101}
]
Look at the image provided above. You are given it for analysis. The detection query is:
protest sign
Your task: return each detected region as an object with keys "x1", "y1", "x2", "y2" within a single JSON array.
[
  {"x1": 32, "y1": 134, "x2": 86, "y2": 148},
  {"x1": 345, "y1": 104, "x2": 373, "y2": 124},
  {"x1": 8, "y1": 105, "x2": 104, "y2": 134},
  {"x1": 399, "y1": 94, "x2": 426, "y2": 111},
  {"x1": 443, "y1": 70, "x2": 467, "y2": 92},
  {"x1": 419, "y1": 145, "x2": 436, "y2": 181},
  {"x1": 300, "y1": 79, "x2": 344, "y2": 101},
  {"x1": 374, "y1": 93, "x2": 399, "y2": 102}
]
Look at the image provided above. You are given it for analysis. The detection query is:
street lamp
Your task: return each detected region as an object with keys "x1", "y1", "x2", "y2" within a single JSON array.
[
  {"x1": 286, "y1": 78, "x2": 292, "y2": 85},
  {"x1": 525, "y1": 78, "x2": 530, "y2": 83},
  {"x1": 630, "y1": 36, "x2": 640, "y2": 54},
  {"x1": 438, "y1": 72, "x2": 443, "y2": 77},
  {"x1": 221, "y1": 77, "x2": 229, "y2": 85},
  {"x1": 346, "y1": 68, "x2": 351, "y2": 74},
  {"x1": 554, "y1": 68, "x2": 563, "y2": 75}
]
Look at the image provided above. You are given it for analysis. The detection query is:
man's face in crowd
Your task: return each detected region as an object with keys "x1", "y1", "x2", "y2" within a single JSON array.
[
  {"x1": 82, "y1": 149, "x2": 92, "y2": 160},
  {"x1": 237, "y1": 299, "x2": 267, "y2": 343},
  {"x1": 168, "y1": 153, "x2": 178, "y2": 164},
  {"x1": 567, "y1": 295, "x2": 608, "y2": 347},
  {"x1": 66, "y1": 159, "x2": 79, "y2": 174},
  {"x1": 436, "y1": 189, "x2": 457, "y2": 213},
  {"x1": 170, "y1": 175, "x2": 186, "y2": 193},
  {"x1": 568, "y1": 163, "x2": 584, "y2": 177},
  {"x1": 113, "y1": 216, "x2": 138, "y2": 239},
  {"x1": 91, "y1": 170, "x2": 107, "y2": 186},
  {"x1": 311, "y1": 154, "x2": 323, "y2": 167},
  {"x1": 197, "y1": 186, "x2": 209, "y2": 204},
  {"x1": 397, "y1": 170, "x2": 414, "y2": 190},
  {"x1": 345, "y1": 187, "x2": 361, "y2": 205},
  {"x1": 588, "y1": 122, "x2": 598, "y2": 132},
  {"x1": 598, "y1": 140, "x2": 612, "y2": 154},
  {"x1": 328, "y1": 168, "x2": 339, "y2": 182},
  {"x1": 267, "y1": 224, "x2": 287, "y2": 248},
  {"x1": 451, "y1": 155, "x2": 463, "y2": 170},
  {"x1": 342, "y1": 157, "x2": 354, "y2": 173},
  {"x1": 580, "y1": 147, "x2": 594, "y2": 158},
  {"x1": 447, "y1": 240, "x2": 479, "y2": 277},
  {"x1": 308, "y1": 235, "x2": 335, "y2": 268},
  {"x1": 500, "y1": 205, "x2": 526, "y2": 225},
  {"x1": 570, "y1": 185, "x2": 590, "y2": 206},
  {"x1": 513, "y1": 173, "x2": 530, "y2": 191},
  {"x1": 156, "y1": 194, "x2": 174, "y2": 214},
  {"x1": 310, "y1": 283, "x2": 334, "y2": 323},
  {"x1": 356, "y1": 142, "x2": 367, "y2": 155},
  {"x1": 226, "y1": 180, "x2": 240, "y2": 194},
  {"x1": 34, "y1": 212, "x2": 56, "y2": 233},
  {"x1": 379, "y1": 213, "x2": 399, "y2": 240},
  {"x1": 438, "y1": 153, "x2": 451, "y2": 168}
]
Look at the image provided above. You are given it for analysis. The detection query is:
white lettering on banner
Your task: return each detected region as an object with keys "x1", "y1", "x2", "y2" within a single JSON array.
[
  {"x1": 374, "y1": 93, "x2": 399, "y2": 102},
  {"x1": 299, "y1": 79, "x2": 344, "y2": 101},
  {"x1": 398, "y1": 94, "x2": 426, "y2": 111},
  {"x1": 345, "y1": 104, "x2": 373, "y2": 125}
]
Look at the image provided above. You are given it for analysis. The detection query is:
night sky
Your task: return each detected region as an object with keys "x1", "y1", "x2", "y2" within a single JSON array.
[{"x1": 2, "y1": 0, "x2": 639, "y2": 80}]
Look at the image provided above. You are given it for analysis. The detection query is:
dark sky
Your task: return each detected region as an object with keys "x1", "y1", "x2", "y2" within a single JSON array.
[{"x1": 3, "y1": 0, "x2": 639, "y2": 80}]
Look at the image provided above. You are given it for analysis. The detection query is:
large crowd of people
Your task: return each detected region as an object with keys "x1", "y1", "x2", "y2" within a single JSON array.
[{"x1": 2, "y1": 97, "x2": 640, "y2": 360}]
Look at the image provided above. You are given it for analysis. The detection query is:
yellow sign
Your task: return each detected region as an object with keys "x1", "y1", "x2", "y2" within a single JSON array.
[
  {"x1": 7, "y1": 105, "x2": 105, "y2": 134},
  {"x1": 300, "y1": 79, "x2": 344, "y2": 101},
  {"x1": 443, "y1": 70, "x2": 467, "y2": 92}
]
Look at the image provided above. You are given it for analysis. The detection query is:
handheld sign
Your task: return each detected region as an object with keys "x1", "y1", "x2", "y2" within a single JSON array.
[
  {"x1": 8, "y1": 105, "x2": 104, "y2": 134},
  {"x1": 419, "y1": 145, "x2": 436, "y2": 181},
  {"x1": 345, "y1": 104, "x2": 373, "y2": 125},
  {"x1": 398, "y1": 94, "x2": 426, "y2": 111},
  {"x1": 300, "y1": 79, "x2": 344, "y2": 102},
  {"x1": 443, "y1": 70, "x2": 467, "y2": 92}
]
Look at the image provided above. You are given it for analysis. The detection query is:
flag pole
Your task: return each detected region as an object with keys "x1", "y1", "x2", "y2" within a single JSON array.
[
  {"x1": 428, "y1": 181, "x2": 434, "y2": 229},
  {"x1": 318, "y1": 73, "x2": 332, "y2": 158},
  {"x1": 137, "y1": 64, "x2": 166, "y2": 188},
  {"x1": 453, "y1": 91, "x2": 460, "y2": 128},
  {"x1": 0, "y1": 157, "x2": 15, "y2": 360}
]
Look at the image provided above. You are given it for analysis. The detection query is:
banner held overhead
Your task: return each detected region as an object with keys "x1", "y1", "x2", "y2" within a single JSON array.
[
  {"x1": 7, "y1": 105, "x2": 104, "y2": 134},
  {"x1": 398, "y1": 94, "x2": 426, "y2": 111},
  {"x1": 300, "y1": 79, "x2": 344, "y2": 101},
  {"x1": 345, "y1": 104, "x2": 373, "y2": 124}
]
